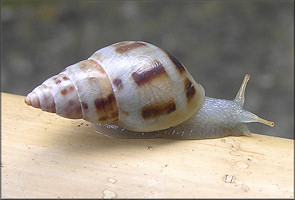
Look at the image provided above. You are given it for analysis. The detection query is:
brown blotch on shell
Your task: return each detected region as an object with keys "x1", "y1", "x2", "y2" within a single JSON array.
[
  {"x1": 115, "y1": 42, "x2": 147, "y2": 54},
  {"x1": 81, "y1": 102, "x2": 88, "y2": 109},
  {"x1": 60, "y1": 89, "x2": 67, "y2": 95},
  {"x1": 132, "y1": 61, "x2": 167, "y2": 86},
  {"x1": 63, "y1": 76, "x2": 69, "y2": 80},
  {"x1": 82, "y1": 59, "x2": 106, "y2": 74},
  {"x1": 69, "y1": 86, "x2": 74, "y2": 91},
  {"x1": 167, "y1": 53, "x2": 186, "y2": 73},
  {"x1": 185, "y1": 78, "x2": 196, "y2": 102},
  {"x1": 94, "y1": 93, "x2": 118, "y2": 121},
  {"x1": 113, "y1": 78, "x2": 123, "y2": 90},
  {"x1": 141, "y1": 101, "x2": 176, "y2": 119},
  {"x1": 55, "y1": 80, "x2": 61, "y2": 85}
]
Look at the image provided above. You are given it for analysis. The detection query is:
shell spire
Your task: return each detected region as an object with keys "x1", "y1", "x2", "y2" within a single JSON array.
[
  {"x1": 25, "y1": 59, "x2": 119, "y2": 123},
  {"x1": 25, "y1": 73, "x2": 83, "y2": 119}
]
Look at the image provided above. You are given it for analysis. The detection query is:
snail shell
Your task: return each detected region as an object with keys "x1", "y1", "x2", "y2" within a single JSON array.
[{"x1": 25, "y1": 41, "x2": 205, "y2": 132}]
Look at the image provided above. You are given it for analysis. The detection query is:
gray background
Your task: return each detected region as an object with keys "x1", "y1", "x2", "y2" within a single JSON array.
[{"x1": 2, "y1": 1, "x2": 294, "y2": 139}]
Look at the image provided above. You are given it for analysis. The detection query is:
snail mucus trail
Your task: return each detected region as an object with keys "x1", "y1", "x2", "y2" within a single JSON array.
[{"x1": 25, "y1": 41, "x2": 274, "y2": 139}]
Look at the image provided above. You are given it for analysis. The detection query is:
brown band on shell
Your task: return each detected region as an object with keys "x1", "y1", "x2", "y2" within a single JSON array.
[
  {"x1": 185, "y1": 78, "x2": 196, "y2": 103},
  {"x1": 115, "y1": 41, "x2": 147, "y2": 54},
  {"x1": 113, "y1": 78, "x2": 123, "y2": 90},
  {"x1": 132, "y1": 61, "x2": 167, "y2": 86},
  {"x1": 94, "y1": 93, "x2": 118, "y2": 122},
  {"x1": 79, "y1": 59, "x2": 106, "y2": 74},
  {"x1": 90, "y1": 52, "x2": 103, "y2": 63},
  {"x1": 141, "y1": 100, "x2": 176, "y2": 119},
  {"x1": 87, "y1": 59, "x2": 105, "y2": 73}
]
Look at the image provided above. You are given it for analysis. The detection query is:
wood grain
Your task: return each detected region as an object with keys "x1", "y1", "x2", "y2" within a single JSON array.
[{"x1": 1, "y1": 92, "x2": 294, "y2": 198}]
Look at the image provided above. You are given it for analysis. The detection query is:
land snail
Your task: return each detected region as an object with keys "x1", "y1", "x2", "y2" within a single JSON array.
[{"x1": 25, "y1": 41, "x2": 274, "y2": 139}]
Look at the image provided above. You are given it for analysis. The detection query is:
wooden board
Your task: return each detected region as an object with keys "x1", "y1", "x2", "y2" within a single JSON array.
[{"x1": 1, "y1": 92, "x2": 294, "y2": 198}]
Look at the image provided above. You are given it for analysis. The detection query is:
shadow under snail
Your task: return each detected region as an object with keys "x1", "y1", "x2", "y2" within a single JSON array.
[{"x1": 25, "y1": 41, "x2": 274, "y2": 139}]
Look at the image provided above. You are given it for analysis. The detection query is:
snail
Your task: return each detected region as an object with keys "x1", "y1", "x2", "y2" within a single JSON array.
[{"x1": 25, "y1": 41, "x2": 274, "y2": 139}]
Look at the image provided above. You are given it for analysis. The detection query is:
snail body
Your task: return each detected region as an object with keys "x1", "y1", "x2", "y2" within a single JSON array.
[{"x1": 25, "y1": 41, "x2": 274, "y2": 139}]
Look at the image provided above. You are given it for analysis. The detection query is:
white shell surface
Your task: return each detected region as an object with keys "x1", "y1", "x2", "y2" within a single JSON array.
[
  {"x1": 25, "y1": 41, "x2": 205, "y2": 132},
  {"x1": 89, "y1": 41, "x2": 205, "y2": 132}
]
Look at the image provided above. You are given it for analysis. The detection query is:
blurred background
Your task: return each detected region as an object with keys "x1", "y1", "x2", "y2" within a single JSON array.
[{"x1": 1, "y1": 1, "x2": 293, "y2": 139}]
